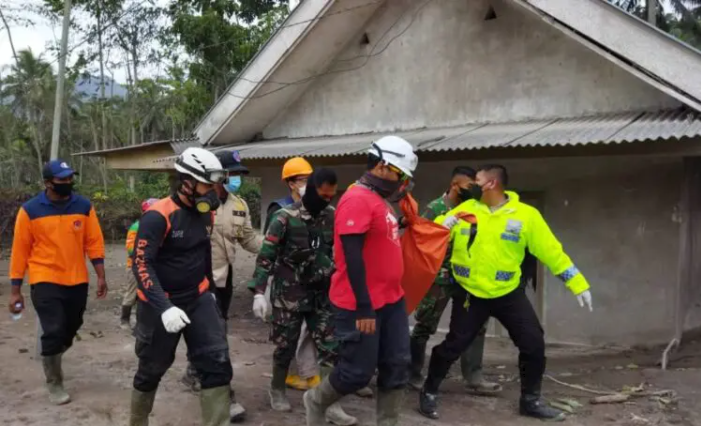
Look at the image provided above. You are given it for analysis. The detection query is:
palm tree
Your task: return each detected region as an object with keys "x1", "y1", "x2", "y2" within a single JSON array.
[{"x1": 1, "y1": 49, "x2": 56, "y2": 177}]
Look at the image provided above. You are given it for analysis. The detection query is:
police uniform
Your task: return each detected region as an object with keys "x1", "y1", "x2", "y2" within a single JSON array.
[
  {"x1": 410, "y1": 194, "x2": 493, "y2": 389},
  {"x1": 421, "y1": 191, "x2": 590, "y2": 419},
  {"x1": 211, "y1": 193, "x2": 262, "y2": 319}
]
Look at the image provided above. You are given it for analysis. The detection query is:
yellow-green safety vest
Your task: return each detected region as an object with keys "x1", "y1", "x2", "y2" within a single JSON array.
[{"x1": 435, "y1": 191, "x2": 589, "y2": 299}]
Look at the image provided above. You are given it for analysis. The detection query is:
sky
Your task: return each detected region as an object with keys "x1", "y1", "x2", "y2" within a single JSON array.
[{"x1": 0, "y1": 0, "x2": 300, "y2": 84}]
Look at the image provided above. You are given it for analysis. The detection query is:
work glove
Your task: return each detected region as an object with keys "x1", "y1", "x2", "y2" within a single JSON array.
[
  {"x1": 442, "y1": 216, "x2": 459, "y2": 229},
  {"x1": 161, "y1": 306, "x2": 191, "y2": 333},
  {"x1": 252, "y1": 294, "x2": 269, "y2": 320},
  {"x1": 576, "y1": 290, "x2": 593, "y2": 312}
]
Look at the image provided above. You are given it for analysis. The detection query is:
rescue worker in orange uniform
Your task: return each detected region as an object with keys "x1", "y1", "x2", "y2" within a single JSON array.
[{"x1": 9, "y1": 159, "x2": 108, "y2": 406}]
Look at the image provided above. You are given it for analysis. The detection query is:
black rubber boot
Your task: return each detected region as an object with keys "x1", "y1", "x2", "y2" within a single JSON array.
[
  {"x1": 120, "y1": 305, "x2": 132, "y2": 329},
  {"x1": 418, "y1": 388, "x2": 439, "y2": 420},
  {"x1": 408, "y1": 338, "x2": 426, "y2": 391},
  {"x1": 518, "y1": 356, "x2": 565, "y2": 421},
  {"x1": 519, "y1": 394, "x2": 566, "y2": 421}
]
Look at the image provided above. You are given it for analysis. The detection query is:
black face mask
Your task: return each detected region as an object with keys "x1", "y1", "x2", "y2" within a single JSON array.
[
  {"x1": 469, "y1": 183, "x2": 484, "y2": 201},
  {"x1": 52, "y1": 182, "x2": 74, "y2": 197},
  {"x1": 302, "y1": 178, "x2": 330, "y2": 217},
  {"x1": 359, "y1": 172, "x2": 402, "y2": 199},
  {"x1": 388, "y1": 180, "x2": 414, "y2": 203},
  {"x1": 194, "y1": 189, "x2": 220, "y2": 214},
  {"x1": 457, "y1": 187, "x2": 473, "y2": 203}
]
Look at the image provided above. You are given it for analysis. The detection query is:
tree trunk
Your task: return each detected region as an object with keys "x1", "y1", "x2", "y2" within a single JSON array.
[
  {"x1": 97, "y1": 4, "x2": 108, "y2": 151},
  {"x1": 0, "y1": 9, "x2": 19, "y2": 64}
]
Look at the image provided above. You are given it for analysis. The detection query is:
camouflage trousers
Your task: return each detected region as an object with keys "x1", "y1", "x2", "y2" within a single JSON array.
[{"x1": 270, "y1": 305, "x2": 337, "y2": 371}]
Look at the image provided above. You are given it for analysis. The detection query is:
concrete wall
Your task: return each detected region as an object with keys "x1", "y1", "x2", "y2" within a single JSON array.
[
  {"x1": 263, "y1": 0, "x2": 679, "y2": 139},
  {"x1": 250, "y1": 154, "x2": 685, "y2": 347}
]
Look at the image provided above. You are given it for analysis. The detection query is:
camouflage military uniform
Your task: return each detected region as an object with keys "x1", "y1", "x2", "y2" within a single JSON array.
[
  {"x1": 248, "y1": 201, "x2": 337, "y2": 371},
  {"x1": 409, "y1": 194, "x2": 497, "y2": 392}
]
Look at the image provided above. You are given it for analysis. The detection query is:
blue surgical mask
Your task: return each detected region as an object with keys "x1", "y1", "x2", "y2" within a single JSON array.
[{"x1": 224, "y1": 175, "x2": 242, "y2": 193}]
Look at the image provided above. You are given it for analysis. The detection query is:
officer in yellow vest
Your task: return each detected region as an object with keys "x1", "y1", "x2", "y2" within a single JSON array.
[{"x1": 418, "y1": 164, "x2": 592, "y2": 422}]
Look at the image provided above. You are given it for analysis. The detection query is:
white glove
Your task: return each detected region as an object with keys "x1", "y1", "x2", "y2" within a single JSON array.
[
  {"x1": 442, "y1": 216, "x2": 459, "y2": 229},
  {"x1": 252, "y1": 294, "x2": 269, "y2": 320},
  {"x1": 576, "y1": 290, "x2": 593, "y2": 312},
  {"x1": 161, "y1": 306, "x2": 191, "y2": 333}
]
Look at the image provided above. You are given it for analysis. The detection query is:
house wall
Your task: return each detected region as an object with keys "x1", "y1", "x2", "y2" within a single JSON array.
[
  {"x1": 251, "y1": 154, "x2": 686, "y2": 347},
  {"x1": 263, "y1": 0, "x2": 679, "y2": 139}
]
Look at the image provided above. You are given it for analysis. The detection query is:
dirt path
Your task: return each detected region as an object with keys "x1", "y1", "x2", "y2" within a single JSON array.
[{"x1": 0, "y1": 245, "x2": 700, "y2": 426}]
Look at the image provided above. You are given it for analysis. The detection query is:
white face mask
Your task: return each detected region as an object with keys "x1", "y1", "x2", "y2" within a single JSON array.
[{"x1": 298, "y1": 185, "x2": 306, "y2": 197}]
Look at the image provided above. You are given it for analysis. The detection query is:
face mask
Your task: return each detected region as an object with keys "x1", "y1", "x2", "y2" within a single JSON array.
[
  {"x1": 52, "y1": 182, "x2": 74, "y2": 197},
  {"x1": 297, "y1": 185, "x2": 306, "y2": 198},
  {"x1": 224, "y1": 176, "x2": 242, "y2": 194},
  {"x1": 388, "y1": 180, "x2": 414, "y2": 203},
  {"x1": 194, "y1": 189, "x2": 221, "y2": 213},
  {"x1": 360, "y1": 172, "x2": 402, "y2": 199},
  {"x1": 457, "y1": 187, "x2": 473, "y2": 203},
  {"x1": 302, "y1": 184, "x2": 330, "y2": 217},
  {"x1": 469, "y1": 183, "x2": 484, "y2": 201}
]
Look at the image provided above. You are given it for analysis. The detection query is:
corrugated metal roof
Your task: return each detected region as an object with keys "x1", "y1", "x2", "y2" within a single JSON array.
[
  {"x1": 169, "y1": 137, "x2": 200, "y2": 154},
  {"x1": 154, "y1": 109, "x2": 701, "y2": 164}
]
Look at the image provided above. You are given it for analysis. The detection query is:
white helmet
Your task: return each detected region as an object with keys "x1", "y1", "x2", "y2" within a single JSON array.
[
  {"x1": 368, "y1": 135, "x2": 418, "y2": 177},
  {"x1": 175, "y1": 147, "x2": 226, "y2": 184}
]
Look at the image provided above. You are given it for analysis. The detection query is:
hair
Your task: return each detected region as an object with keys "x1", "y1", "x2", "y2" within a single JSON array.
[
  {"x1": 311, "y1": 168, "x2": 338, "y2": 187},
  {"x1": 452, "y1": 166, "x2": 476, "y2": 180},
  {"x1": 477, "y1": 164, "x2": 509, "y2": 187}
]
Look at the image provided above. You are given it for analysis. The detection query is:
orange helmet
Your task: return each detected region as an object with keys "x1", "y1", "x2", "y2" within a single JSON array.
[{"x1": 281, "y1": 157, "x2": 313, "y2": 181}]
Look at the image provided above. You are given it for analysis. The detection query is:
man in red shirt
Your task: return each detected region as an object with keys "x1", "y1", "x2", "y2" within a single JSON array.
[{"x1": 304, "y1": 136, "x2": 418, "y2": 426}]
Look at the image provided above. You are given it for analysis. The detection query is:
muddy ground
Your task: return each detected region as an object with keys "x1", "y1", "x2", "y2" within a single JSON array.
[{"x1": 0, "y1": 244, "x2": 700, "y2": 426}]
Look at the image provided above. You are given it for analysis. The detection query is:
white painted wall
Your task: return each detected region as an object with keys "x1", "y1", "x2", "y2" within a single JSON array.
[
  {"x1": 264, "y1": 0, "x2": 679, "y2": 139},
  {"x1": 250, "y1": 154, "x2": 685, "y2": 347}
]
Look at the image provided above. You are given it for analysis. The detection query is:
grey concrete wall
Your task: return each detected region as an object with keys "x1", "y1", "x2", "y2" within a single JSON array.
[
  {"x1": 263, "y1": 0, "x2": 679, "y2": 139},
  {"x1": 250, "y1": 154, "x2": 685, "y2": 347}
]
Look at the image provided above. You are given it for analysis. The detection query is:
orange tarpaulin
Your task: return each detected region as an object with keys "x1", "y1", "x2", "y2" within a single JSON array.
[{"x1": 399, "y1": 194, "x2": 451, "y2": 314}]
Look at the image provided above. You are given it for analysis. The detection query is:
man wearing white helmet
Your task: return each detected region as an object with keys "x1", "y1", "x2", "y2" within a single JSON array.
[
  {"x1": 128, "y1": 147, "x2": 233, "y2": 426},
  {"x1": 304, "y1": 136, "x2": 418, "y2": 426}
]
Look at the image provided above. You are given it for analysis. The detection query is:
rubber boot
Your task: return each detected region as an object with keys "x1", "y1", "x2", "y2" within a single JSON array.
[
  {"x1": 316, "y1": 366, "x2": 356, "y2": 425},
  {"x1": 120, "y1": 305, "x2": 132, "y2": 330},
  {"x1": 376, "y1": 388, "x2": 404, "y2": 426},
  {"x1": 42, "y1": 354, "x2": 71, "y2": 405},
  {"x1": 304, "y1": 376, "x2": 343, "y2": 426},
  {"x1": 460, "y1": 334, "x2": 502, "y2": 396},
  {"x1": 129, "y1": 389, "x2": 156, "y2": 426},
  {"x1": 270, "y1": 365, "x2": 292, "y2": 412},
  {"x1": 200, "y1": 385, "x2": 231, "y2": 426},
  {"x1": 229, "y1": 387, "x2": 246, "y2": 423},
  {"x1": 286, "y1": 374, "x2": 311, "y2": 390},
  {"x1": 418, "y1": 388, "x2": 439, "y2": 420},
  {"x1": 518, "y1": 358, "x2": 565, "y2": 421},
  {"x1": 408, "y1": 338, "x2": 426, "y2": 391}
]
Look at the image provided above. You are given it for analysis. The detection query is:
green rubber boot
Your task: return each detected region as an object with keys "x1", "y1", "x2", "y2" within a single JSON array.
[
  {"x1": 129, "y1": 389, "x2": 156, "y2": 426},
  {"x1": 200, "y1": 386, "x2": 231, "y2": 426},
  {"x1": 304, "y1": 376, "x2": 343, "y2": 426},
  {"x1": 42, "y1": 354, "x2": 71, "y2": 405},
  {"x1": 377, "y1": 388, "x2": 405, "y2": 426},
  {"x1": 270, "y1": 364, "x2": 292, "y2": 412}
]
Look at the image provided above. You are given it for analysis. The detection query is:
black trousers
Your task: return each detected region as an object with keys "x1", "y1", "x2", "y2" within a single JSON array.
[
  {"x1": 424, "y1": 286, "x2": 545, "y2": 396},
  {"x1": 31, "y1": 283, "x2": 88, "y2": 356},
  {"x1": 133, "y1": 292, "x2": 233, "y2": 392},
  {"x1": 214, "y1": 265, "x2": 234, "y2": 320},
  {"x1": 330, "y1": 298, "x2": 410, "y2": 395}
]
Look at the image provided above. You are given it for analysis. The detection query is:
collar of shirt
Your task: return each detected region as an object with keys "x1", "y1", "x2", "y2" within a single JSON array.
[{"x1": 39, "y1": 191, "x2": 77, "y2": 208}]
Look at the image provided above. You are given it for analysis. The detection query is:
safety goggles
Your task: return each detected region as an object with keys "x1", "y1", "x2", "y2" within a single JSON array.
[{"x1": 387, "y1": 164, "x2": 410, "y2": 182}]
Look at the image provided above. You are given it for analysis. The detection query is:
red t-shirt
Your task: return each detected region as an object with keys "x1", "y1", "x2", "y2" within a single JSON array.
[{"x1": 330, "y1": 185, "x2": 404, "y2": 311}]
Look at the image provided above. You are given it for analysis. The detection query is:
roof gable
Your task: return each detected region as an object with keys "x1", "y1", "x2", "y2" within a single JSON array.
[{"x1": 195, "y1": 0, "x2": 701, "y2": 146}]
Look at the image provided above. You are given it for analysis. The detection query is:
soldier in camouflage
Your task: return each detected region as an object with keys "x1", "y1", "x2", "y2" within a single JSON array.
[
  {"x1": 409, "y1": 167, "x2": 503, "y2": 396},
  {"x1": 248, "y1": 168, "x2": 357, "y2": 426}
]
